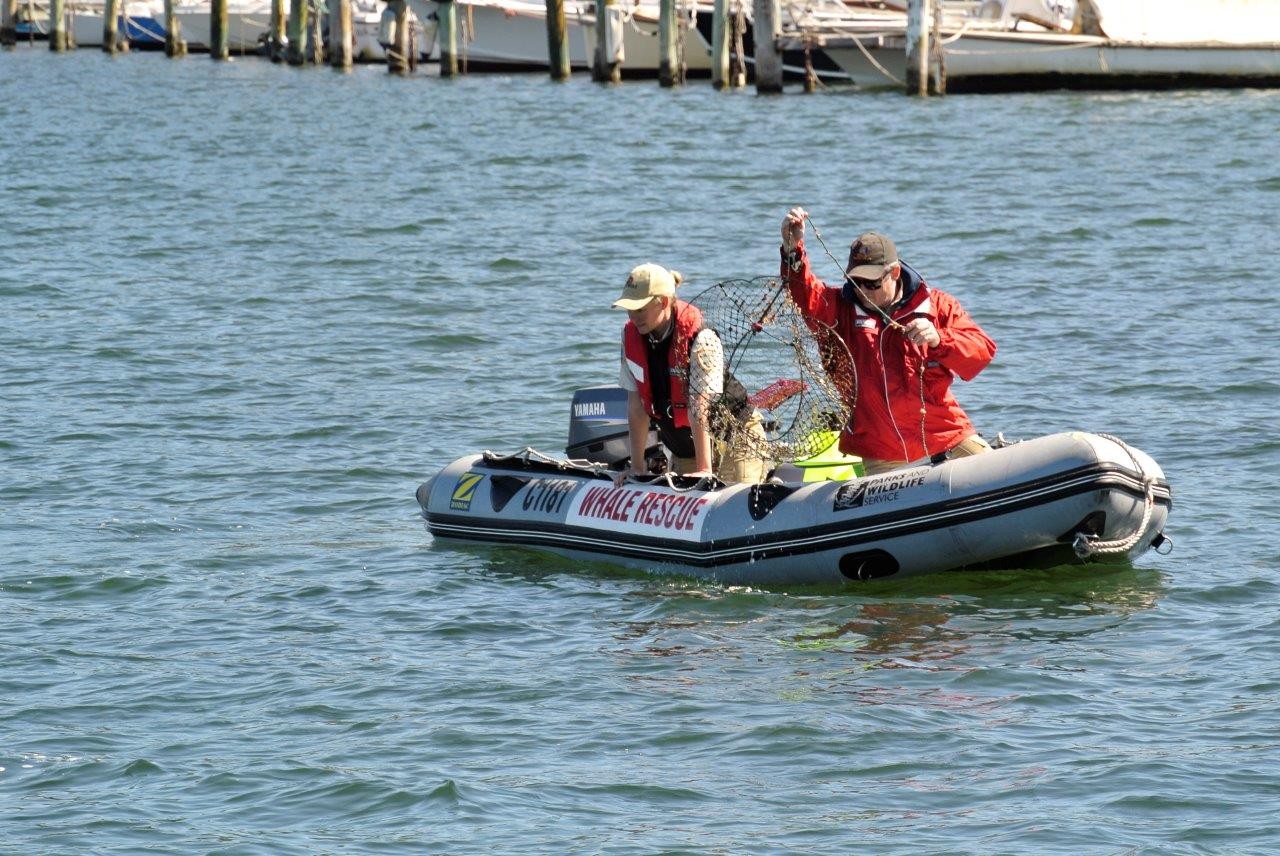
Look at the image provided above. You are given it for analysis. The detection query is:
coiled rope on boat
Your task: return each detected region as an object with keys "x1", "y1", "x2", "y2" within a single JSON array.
[{"x1": 1071, "y1": 433, "x2": 1157, "y2": 558}]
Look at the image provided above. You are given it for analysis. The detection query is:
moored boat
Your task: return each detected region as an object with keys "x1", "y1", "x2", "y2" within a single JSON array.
[
  {"x1": 414, "y1": 0, "x2": 712, "y2": 74},
  {"x1": 171, "y1": 0, "x2": 272, "y2": 53},
  {"x1": 56, "y1": 0, "x2": 167, "y2": 47},
  {"x1": 812, "y1": 0, "x2": 1280, "y2": 91}
]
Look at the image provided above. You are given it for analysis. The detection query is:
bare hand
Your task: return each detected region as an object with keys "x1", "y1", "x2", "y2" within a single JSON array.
[
  {"x1": 782, "y1": 207, "x2": 807, "y2": 251},
  {"x1": 613, "y1": 465, "x2": 652, "y2": 487},
  {"x1": 901, "y1": 317, "x2": 940, "y2": 348}
]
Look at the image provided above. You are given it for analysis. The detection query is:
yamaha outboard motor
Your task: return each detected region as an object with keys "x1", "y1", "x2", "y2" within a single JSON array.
[{"x1": 565, "y1": 386, "x2": 658, "y2": 469}]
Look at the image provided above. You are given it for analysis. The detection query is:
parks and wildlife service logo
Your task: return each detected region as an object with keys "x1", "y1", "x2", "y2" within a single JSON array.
[
  {"x1": 833, "y1": 481, "x2": 870, "y2": 510},
  {"x1": 833, "y1": 468, "x2": 929, "y2": 511}
]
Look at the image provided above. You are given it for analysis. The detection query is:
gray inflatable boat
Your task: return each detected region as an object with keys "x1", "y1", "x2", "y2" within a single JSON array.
[{"x1": 416, "y1": 388, "x2": 1172, "y2": 584}]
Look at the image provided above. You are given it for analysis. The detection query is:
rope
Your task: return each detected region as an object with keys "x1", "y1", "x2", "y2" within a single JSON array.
[
  {"x1": 482, "y1": 447, "x2": 719, "y2": 491},
  {"x1": 485, "y1": 446, "x2": 611, "y2": 476},
  {"x1": 800, "y1": 214, "x2": 866, "y2": 447},
  {"x1": 846, "y1": 31, "x2": 904, "y2": 85},
  {"x1": 628, "y1": 471, "x2": 719, "y2": 492},
  {"x1": 805, "y1": 216, "x2": 906, "y2": 335},
  {"x1": 1072, "y1": 433, "x2": 1157, "y2": 558},
  {"x1": 620, "y1": 0, "x2": 644, "y2": 34},
  {"x1": 917, "y1": 357, "x2": 928, "y2": 460}
]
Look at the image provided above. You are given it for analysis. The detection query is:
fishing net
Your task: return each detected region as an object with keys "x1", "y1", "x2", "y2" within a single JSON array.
[{"x1": 688, "y1": 276, "x2": 855, "y2": 463}]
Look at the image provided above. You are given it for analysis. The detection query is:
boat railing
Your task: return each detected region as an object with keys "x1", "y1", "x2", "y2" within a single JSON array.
[{"x1": 776, "y1": 0, "x2": 1071, "y2": 45}]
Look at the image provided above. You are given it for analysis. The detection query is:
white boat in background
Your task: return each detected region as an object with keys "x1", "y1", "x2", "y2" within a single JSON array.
[
  {"x1": 693, "y1": 0, "x2": 909, "y2": 83},
  {"x1": 377, "y1": 0, "x2": 437, "y2": 62},
  {"x1": 817, "y1": 0, "x2": 1280, "y2": 90},
  {"x1": 66, "y1": 0, "x2": 167, "y2": 46},
  {"x1": 416, "y1": 0, "x2": 711, "y2": 74},
  {"x1": 352, "y1": 0, "x2": 388, "y2": 60},
  {"x1": 162, "y1": 0, "x2": 389, "y2": 59},
  {"x1": 171, "y1": 0, "x2": 270, "y2": 52}
]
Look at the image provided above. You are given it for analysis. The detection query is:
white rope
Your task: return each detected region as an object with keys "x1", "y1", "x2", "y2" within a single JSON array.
[
  {"x1": 1072, "y1": 433, "x2": 1157, "y2": 558},
  {"x1": 937, "y1": 17, "x2": 974, "y2": 46},
  {"x1": 484, "y1": 446, "x2": 609, "y2": 476},
  {"x1": 847, "y1": 32, "x2": 904, "y2": 85},
  {"x1": 481, "y1": 447, "x2": 720, "y2": 490},
  {"x1": 622, "y1": 0, "x2": 637, "y2": 25},
  {"x1": 630, "y1": 470, "x2": 719, "y2": 492}
]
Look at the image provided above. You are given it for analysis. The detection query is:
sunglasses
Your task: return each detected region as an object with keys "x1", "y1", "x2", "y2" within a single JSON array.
[{"x1": 846, "y1": 269, "x2": 887, "y2": 290}]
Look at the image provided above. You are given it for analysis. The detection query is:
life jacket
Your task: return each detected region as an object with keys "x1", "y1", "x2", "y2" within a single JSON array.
[
  {"x1": 622, "y1": 299, "x2": 704, "y2": 429},
  {"x1": 622, "y1": 301, "x2": 751, "y2": 459}
]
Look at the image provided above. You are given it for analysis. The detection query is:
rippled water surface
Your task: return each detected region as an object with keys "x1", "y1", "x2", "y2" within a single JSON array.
[{"x1": 3, "y1": 47, "x2": 1279, "y2": 853}]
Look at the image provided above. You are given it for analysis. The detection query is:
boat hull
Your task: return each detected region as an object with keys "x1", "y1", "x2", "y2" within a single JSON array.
[
  {"x1": 422, "y1": 0, "x2": 711, "y2": 73},
  {"x1": 418, "y1": 432, "x2": 1172, "y2": 585},
  {"x1": 824, "y1": 30, "x2": 1280, "y2": 91},
  {"x1": 171, "y1": 5, "x2": 272, "y2": 52},
  {"x1": 68, "y1": 5, "x2": 167, "y2": 46}
]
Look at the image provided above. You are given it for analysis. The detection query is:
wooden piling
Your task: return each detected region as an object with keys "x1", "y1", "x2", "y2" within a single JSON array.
[
  {"x1": 439, "y1": 0, "x2": 458, "y2": 76},
  {"x1": 657, "y1": 0, "x2": 679, "y2": 86},
  {"x1": 592, "y1": 0, "x2": 620, "y2": 83},
  {"x1": 308, "y1": 0, "x2": 323, "y2": 63},
  {"x1": 545, "y1": 0, "x2": 569, "y2": 81},
  {"x1": 751, "y1": 0, "x2": 782, "y2": 93},
  {"x1": 905, "y1": 0, "x2": 930, "y2": 96},
  {"x1": 1, "y1": 0, "x2": 17, "y2": 47},
  {"x1": 329, "y1": 0, "x2": 352, "y2": 69},
  {"x1": 929, "y1": 0, "x2": 945, "y2": 94},
  {"x1": 102, "y1": 0, "x2": 125, "y2": 53},
  {"x1": 286, "y1": 0, "x2": 307, "y2": 64},
  {"x1": 710, "y1": 0, "x2": 729, "y2": 89},
  {"x1": 729, "y1": 0, "x2": 746, "y2": 87},
  {"x1": 269, "y1": 0, "x2": 286, "y2": 62},
  {"x1": 48, "y1": 0, "x2": 67, "y2": 50},
  {"x1": 387, "y1": 0, "x2": 409, "y2": 73},
  {"x1": 211, "y1": 0, "x2": 228, "y2": 59},
  {"x1": 164, "y1": 0, "x2": 187, "y2": 56}
]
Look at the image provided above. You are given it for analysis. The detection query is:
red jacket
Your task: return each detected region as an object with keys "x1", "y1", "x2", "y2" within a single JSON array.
[
  {"x1": 622, "y1": 300, "x2": 705, "y2": 428},
  {"x1": 782, "y1": 241, "x2": 996, "y2": 462}
]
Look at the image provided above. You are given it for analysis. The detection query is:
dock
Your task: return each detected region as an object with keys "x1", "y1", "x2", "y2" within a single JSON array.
[{"x1": 4, "y1": 0, "x2": 1280, "y2": 95}]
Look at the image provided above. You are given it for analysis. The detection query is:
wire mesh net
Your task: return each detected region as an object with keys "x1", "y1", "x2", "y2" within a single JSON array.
[{"x1": 688, "y1": 276, "x2": 855, "y2": 463}]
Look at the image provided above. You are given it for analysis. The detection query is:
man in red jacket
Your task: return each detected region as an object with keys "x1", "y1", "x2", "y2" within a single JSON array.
[{"x1": 780, "y1": 207, "x2": 996, "y2": 476}]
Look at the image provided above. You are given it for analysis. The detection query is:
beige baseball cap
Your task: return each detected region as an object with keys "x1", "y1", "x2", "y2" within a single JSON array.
[{"x1": 612, "y1": 263, "x2": 677, "y2": 310}]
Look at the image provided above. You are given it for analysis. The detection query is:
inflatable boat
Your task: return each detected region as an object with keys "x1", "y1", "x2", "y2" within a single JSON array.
[{"x1": 416, "y1": 387, "x2": 1172, "y2": 585}]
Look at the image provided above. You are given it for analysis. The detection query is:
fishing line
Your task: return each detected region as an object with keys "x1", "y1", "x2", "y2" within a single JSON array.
[{"x1": 803, "y1": 212, "x2": 906, "y2": 334}]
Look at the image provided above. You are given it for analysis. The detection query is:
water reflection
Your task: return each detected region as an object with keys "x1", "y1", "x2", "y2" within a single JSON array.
[
  {"x1": 783, "y1": 565, "x2": 1167, "y2": 664},
  {"x1": 593, "y1": 564, "x2": 1170, "y2": 707},
  {"x1": 463, "y1": 541, "x2": 1168, "y2": 685}
]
